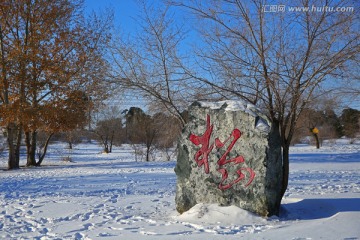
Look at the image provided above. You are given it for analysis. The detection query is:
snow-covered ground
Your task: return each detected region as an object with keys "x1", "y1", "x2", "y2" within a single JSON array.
[{"x1": 0, "y1": 140, "x2": 359, "y2": 240}]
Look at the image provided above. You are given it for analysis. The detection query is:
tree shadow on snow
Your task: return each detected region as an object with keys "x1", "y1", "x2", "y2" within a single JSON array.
[
  {"x1": 290, "y1": 153, "x2": 360, "y2": 163},
  {"x1": 280, "y1": 198, "x2": 360, "y2": 220}
]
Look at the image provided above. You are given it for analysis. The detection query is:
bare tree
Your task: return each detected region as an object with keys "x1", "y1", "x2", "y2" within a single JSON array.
[
  {"x1": 173, "y1": 0, "x2": 360, "y2": 205},
  {"x1": 94, "y1": 117, "x2": 123, "y2": 153},
  {"x1": 110, "y1": 1, "x2": 195, "y2": 127},
  {"x1": 153, "y1": 112, "x2": 182, "y2": 160},
  {"x1": 91, "y1": 106, "x2": 124, "y2": 153},
  {"x1": 125, "y1": 107, "x2": 158, "y2": 161},
  {"x1": 336, "y1": 53, "x2": 360, "y2": 105},
  {"x1": 63, "y1": 129, "x2": 84, "y2": 150},
  {"x1": 292, "y1": 96, "x2": 343, "y2": 145}
]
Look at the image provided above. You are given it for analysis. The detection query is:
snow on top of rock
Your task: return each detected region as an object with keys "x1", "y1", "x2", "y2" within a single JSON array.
[
  {"x1": 198, "y1": 100, "x2": 257, "y2": 114},
  {"x1": 199, "y1": 100, "x2": 250, "y2": 111},
  {"x1": 197, "y1": 100, "x2": 271, "y2": 132}
]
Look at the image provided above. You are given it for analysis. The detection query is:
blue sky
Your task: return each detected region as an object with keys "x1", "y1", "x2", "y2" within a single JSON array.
[
  {"x1": 84, "y1": 0, "x2": 148, "y2": 110},
  {"x1": 83, "y1": 0, "x2": 360, "y2": 111},
  {"x1": 84, "y1": 0, "x2": 139, "y2": 28},
  {"x1": 84, "y1": 0, "x2": 196, "y2": 45},
  {"x1": 83, "y1": 0, "x2": 197, "y2": 111}
]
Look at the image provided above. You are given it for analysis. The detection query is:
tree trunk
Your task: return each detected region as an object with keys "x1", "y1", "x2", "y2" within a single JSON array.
[
  {"x1": 104, "y1": 144, "x2": 109, "y2": 153},
  {"x1": 280, "y1": 145, "x2": 290, "y2": 199},
  {"x1": 314, "y1": 134, "x2": 320, "y2": 149},
  {"x1": 109, "y1": 131, "x2": 114, "y2": 153},
  {"x1": 146, "y1": 146, "x2": 150, "y2": 162},
  {"x1": 25, "y1": 131, "x2": 37, "y2": 167},
  {"x1": 15, "y1": 125, "x2": 22, "y2": 163},
  {"x1": 100, "y1": 134, "x2": 109, "y2": 153},
  {"x1": 7, "y1": 124, "x2": 20, "y2": 170},
  {"x1": 36, "y1": 133, "x2": 54, "y2": 166}
]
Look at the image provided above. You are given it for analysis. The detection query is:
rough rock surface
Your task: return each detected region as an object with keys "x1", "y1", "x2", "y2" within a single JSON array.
[{"x1": 175, "y1": 100, "x2": 283, "y2": 217}]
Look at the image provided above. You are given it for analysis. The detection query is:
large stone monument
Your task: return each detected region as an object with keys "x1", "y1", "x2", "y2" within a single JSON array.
[{"x1": 175, "y1": 100, "x2": 283, "y2": 217}]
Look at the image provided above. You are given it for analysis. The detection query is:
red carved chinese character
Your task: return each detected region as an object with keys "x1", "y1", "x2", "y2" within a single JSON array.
[
  {"x1": 215, "y1": 129, "x2": 255, "y2": 190},
  {"x1": 189, "y1": 114, "x2": 214, "y2": 174},
  {"x1": 189, "y1": 114, "x2": 255, "y2": 190}
]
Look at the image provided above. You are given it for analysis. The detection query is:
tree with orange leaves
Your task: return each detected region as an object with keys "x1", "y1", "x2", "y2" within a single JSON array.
[{"x1": 0, "y1": 0, "x2": 111, "y2": 169}]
